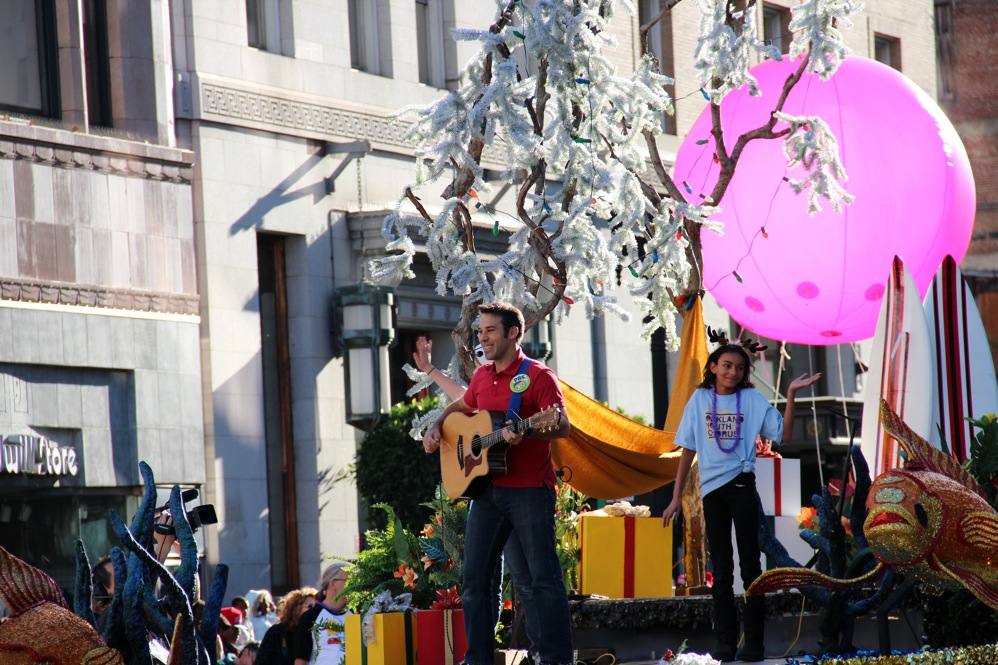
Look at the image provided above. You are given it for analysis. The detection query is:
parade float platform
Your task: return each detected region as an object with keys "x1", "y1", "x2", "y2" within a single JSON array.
[{"x1": 564, "y1": 592, "x2": 923, "y2": 663}]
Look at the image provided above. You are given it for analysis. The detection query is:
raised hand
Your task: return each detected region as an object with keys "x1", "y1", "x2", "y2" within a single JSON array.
[
  {"x1": 788, "y1": 372, "x2": 821, "y2": 393},
  {"x1": 413, "y1": 335, "x2": 434, "y2": 373}
]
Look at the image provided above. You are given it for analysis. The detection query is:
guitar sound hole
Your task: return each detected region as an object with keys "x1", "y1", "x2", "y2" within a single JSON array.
[{"x1": 470, "y1": 434, "x2": 483, "y2": 457}]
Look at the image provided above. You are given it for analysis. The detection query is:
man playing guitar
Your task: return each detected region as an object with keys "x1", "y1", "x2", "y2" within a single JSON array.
[{"x1": 422, "y1": 302, "x2": 573, "y2": 665}]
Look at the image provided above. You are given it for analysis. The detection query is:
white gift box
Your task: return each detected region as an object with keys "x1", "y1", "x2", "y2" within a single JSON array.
[
  {"x1": 730, "y1": 516, "x2": 816, "y2": 593},
  {"x1": 754, "y1": 457, "x2": 802, "y2": 517}
]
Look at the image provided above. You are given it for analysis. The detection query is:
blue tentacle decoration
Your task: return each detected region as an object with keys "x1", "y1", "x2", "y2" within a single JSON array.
[
  {"x1": 108, "y1": 510, "x2": 194, "y2": 629},
  {"x1": 757, "y1": 508, "x2": 830, "y2": 605},
  {"x1": 849, "y1": 446, "x2": 872, "y2": 552},
  {"x1": 75, "y1": 539, "x2": 96, "y2": 627},
  {"x1": 124, "y1": 550, "x2": 152, "y2": 665},
  {"x1": 199, "y1": 563, "x2": 229, "y2": 665},
  {"x1": 131, "y1": 461, "x2": 159, "y2": 555},
  {"x1": 100, "y1": 547, "x2": 128, "y2": 648},
  {"x1": 168, "y1": 484, "x2": 199, "y2": 604}
]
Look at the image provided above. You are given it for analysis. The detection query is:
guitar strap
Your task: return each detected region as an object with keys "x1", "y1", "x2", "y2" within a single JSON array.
[{"x1": 505, "y1": 357, "x2": 534, "y2": 423}]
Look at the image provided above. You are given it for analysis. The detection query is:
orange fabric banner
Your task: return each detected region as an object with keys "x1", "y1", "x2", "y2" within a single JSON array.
[{"x1": 550, "y1": 299, "x2": 708, "y2": 499}]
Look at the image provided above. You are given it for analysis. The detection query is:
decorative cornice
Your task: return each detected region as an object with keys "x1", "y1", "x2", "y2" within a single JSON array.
[
  {"x1": 395, "y1": 295, "x2": 462, "y2": 330},
  {"x1": 0, "y1": 278, "x2": 199, "y2": 316},
  {"x1": 0, "y1": 119, "x2": 194, "y2": 183},
  {"x1": 200, "y1": 81, "x2": 411, "y2": 150},
  {"x1": 192, "y1": 74, "x2": 504, "y2": 165}
]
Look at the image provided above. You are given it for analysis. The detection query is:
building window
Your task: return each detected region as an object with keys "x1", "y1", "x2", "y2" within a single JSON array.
[
  {"x1": 762, "y1": 4, "x2": 791, "y2": 56},
  {"x1": 415, "y1": 0, "x2": 447, "y2": 87},
  {"x1": 416, "y1": 0, "x2": 430, "y2": 83},
  {"x1": 247, "y1": 0, "x2": 287, "y2": 53},
  {"x1": 874, "y1": 34, "x2": 901, "y2": 70},
  {"x1": 0, "y1": 0, "x2": 60, "y2": 118},
  {"x1": 349, "y1": 0, "x2": 391, "y2": 76},
  {"x1": 935, "y1": 0, "x2": 955, "y2": 98},
  {"x1": 83, "y1": 0, "x2": 112, "y2": 128},
  {"x1": 639, "y1": 0, "x2": 677, "y2": 135}
]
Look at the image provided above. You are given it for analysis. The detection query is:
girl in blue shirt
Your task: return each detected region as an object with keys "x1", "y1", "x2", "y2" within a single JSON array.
[{"x1": 662, "y1": 338, "x2": 819, "y2": 662}]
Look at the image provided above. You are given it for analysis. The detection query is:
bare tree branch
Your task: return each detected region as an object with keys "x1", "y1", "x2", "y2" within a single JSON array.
[
  {"x1": 639, "y1": 0, "x2": 683, "y2": 56},
  {"x1": 643, "y1": 129, "x2": 686, "y2": 203},
  {"x1": 404, "y1": 188, "x2": 433, "y2": 223}
]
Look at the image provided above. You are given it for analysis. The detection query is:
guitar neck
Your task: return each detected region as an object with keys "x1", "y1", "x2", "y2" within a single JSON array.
[{"x1": 479, "y1": 416, "x2": 534, "y2": 451}]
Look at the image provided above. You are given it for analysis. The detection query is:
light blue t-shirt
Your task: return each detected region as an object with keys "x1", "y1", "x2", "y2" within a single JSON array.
[{"x1": 675, "y1": 387, "x2": 784, "y2": 497}]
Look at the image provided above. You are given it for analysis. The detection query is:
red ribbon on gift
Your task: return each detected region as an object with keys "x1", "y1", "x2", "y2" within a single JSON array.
[
  {"x1": 623, "y1": 516, "x2": 635, "y2": 598},
  {"x1": 430, "y1": 586, "x2": 462, "y2": 609},
  {"x1": 774, "y1": 458, "x2": 782, "y2": 515}
]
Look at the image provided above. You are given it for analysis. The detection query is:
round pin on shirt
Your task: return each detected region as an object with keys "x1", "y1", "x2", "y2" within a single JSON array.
[{"x1": 510, "y1": 373, "x2": 531, "y2": 393}]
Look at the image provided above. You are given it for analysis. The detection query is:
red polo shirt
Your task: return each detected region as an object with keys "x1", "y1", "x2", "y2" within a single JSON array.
[{"x1": 463, "y1": 349, "x2": 564, "y2": 488}]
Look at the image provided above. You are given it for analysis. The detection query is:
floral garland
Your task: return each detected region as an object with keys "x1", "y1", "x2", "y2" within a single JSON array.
[{"x1": 786, "y1": 645, "x2": 998, "y2": 665}]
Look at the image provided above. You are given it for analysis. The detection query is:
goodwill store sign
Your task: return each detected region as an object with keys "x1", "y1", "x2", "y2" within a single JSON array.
[{"x1": 1, "y1": 434, "x2": 79, "y2": 476}]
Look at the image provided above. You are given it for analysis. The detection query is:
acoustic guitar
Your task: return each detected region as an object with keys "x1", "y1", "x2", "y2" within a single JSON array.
[{"x1": 439, "y1": 405, "x2": 562, "y2": 500}]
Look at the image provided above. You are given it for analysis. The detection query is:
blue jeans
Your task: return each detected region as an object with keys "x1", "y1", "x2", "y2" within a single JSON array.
[{"x1": 462, "y1": 485, "x2": 573, "y2": 665}]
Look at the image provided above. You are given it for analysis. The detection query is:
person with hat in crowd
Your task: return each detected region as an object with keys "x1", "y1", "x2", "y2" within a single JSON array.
[{"x1": 218, "y1": 608, "x2": 243, "y2": 658}]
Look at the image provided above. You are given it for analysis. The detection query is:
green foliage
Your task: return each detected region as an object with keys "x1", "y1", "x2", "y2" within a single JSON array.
[
  {"x1": 609, "y1": 403, "x2": 648, "y2": 426},
  {"x1": 337, "y1": 504, "x2": 430, "y2": 611},
  {"x1": 356, "y1": 397, "x2": 442, "y2": 532},
  {"x1": 966, "y1": 413, "x2": 998, "y2": 510},
  {"x1": 338, "y1": 492, "x2": 468, "y2": 613},
  {"x1": 418, "y1": 484, "x2": 468, "y2": 593},
  {"x1": 924, "y1": 587, "x2": 998, "y2": 648}
]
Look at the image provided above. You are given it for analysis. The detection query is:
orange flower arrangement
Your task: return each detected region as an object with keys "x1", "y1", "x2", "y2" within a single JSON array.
[
  {"x1": 393, "y1": 563, "x2": 419, "y2": 589},
  {"x1": 796, "y1": 506, "x2": 817, "y2": 529}
]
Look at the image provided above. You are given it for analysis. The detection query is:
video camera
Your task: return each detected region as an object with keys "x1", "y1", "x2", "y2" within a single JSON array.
[{"x1": 153, "y1": 488, "x2": 218, "y2": 535}]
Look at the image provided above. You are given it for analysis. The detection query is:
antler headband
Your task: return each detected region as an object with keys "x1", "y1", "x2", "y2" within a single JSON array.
[{"x1": 706, "y1": 326, "x2": 768, "y2": 354}]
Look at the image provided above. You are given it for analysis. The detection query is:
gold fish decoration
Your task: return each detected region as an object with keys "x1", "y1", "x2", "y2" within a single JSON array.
[
  {"x1": 864, "y1": 400, "x2": 998, "y2": 607},
  {"x1": 0, "y1": 544, "x2": 125, "y2": 665},
  {"x1": 748, "y1": 400, "x2": 998, "y2": 611}
]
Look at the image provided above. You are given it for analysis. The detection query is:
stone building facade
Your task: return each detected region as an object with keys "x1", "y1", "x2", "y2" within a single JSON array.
[{"x1": 0, "y1": 1, "x2": 203, "y2": 595}]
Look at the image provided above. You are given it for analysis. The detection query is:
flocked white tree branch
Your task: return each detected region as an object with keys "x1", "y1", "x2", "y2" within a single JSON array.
[{"x1": 372, "y1": 0, "x2": 863, "y2": 369}]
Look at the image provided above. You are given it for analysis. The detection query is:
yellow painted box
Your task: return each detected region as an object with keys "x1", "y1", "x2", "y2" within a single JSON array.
[
  {"x1": 578, "y1": 515, "x2": 673, "y2": 598},
  {"x1": 345, "y1": 611, "x2": 415, "y2": 665}
]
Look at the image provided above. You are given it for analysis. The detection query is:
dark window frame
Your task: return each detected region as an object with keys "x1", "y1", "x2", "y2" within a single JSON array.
[
  {"x1": 83, "y1": 0, "x2": 112, "y2": 128},
  {"x1": 934, "y1": 0, "x2": 955, "y2": 98},
  {"x1": 874, "y1": 33, "x2": 902, "y2": 70},
  {"x1": 762, "y1": 3, "x2": 792, "y2": 56},
  {"x1": 0, "y1": 0, "x2": 60, "y2": 118}
]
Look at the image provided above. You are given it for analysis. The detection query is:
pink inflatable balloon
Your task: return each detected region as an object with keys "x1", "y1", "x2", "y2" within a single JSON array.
[{"x1": 673, "y1": 57, "x2": 975, "y2": 344}]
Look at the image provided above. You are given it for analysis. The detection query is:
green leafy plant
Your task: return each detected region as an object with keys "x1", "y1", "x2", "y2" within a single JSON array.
[
  {"x1": 355, "y1": 397, "x2": 442, "y2": 532},
  {"x1": 338, "y1": 488, "x2": 469, "y2": 613},
  {"x1": 966, "y1": 413, "x2": 998, "y2": 510}
]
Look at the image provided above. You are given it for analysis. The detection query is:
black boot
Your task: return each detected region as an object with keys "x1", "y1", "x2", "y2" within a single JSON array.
[
  {"x1": 735, "y1": 595, "x2": 765, "y2": 662},
  {"x1": 711, "y1": 600, "x2": 739, "y2": 662}
]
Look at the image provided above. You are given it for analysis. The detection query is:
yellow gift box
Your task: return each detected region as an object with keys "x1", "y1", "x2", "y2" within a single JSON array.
[
  {"x1": 578, "y1": 515, "x2": 673, "y2": 598},
  {"x1": 345, "y1": 611, "x2": 415, "y2": 665}
]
